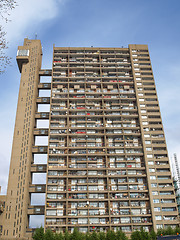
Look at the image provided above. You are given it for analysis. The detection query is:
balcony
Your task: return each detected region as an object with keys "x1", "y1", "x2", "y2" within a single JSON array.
[
  {"x1": 16, "y1": 47, "x2": 29, "y2": 72},
  {"x1": 31, "y1": 164, "x2": 47, "y2": 173},
  {"x1": 29, "y1": 184, "x2": 46, "y2": 193},
  {"x1": 32, "y1": 146, "x2": 48, "y2": 153},
  {"x1": 37, "y1": 97, "x2": 50, "y2": 104},
  {"x1": 39, "y1": 69, "x2": 52, "y2": 76},
  {"x1": 35, "y1": 112, "x2": 49, "y2": 119},
  {"x1": 34, "y1": 128, "x2": 49, "y2": 136},
  {"x1": 38, "y1": 83, "x2": 51, "y2": 89},
  {"x1": 28, "y1": 205, "x2": 45, "y2": 215}
]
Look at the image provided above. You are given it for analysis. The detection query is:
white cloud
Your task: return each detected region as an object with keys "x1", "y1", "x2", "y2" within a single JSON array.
[{"x1": 5, "y1": 0, "x2": 66, "y2": 44}]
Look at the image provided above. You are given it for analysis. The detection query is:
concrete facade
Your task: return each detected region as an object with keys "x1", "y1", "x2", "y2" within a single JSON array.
[{"x1": 0, "y1": 39, "x2": 179, "y2": 239}]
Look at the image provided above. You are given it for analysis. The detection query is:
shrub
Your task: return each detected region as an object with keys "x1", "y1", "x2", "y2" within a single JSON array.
[
  {"x1": 116, "y1": 230, "x2": 128, "y2": 240},
  {"x1": 33, "y1": 226, "x2": 44, "y2": 240},
  {"x1": 45, "y1": 228, "x2": 55, "y2": 240}
]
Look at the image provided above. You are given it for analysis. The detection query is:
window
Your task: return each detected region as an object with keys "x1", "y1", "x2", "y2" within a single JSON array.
[
  {"x1": 153, "y1": 199, "x2": 160, "y2": 203},
  {"x1": 47, "y1": 210, "x2": 56, "y2": 216},
  {"x1": 150, "y1": 176, "x2": 156, "y2": 180},
  {"x1": 156, "y1": 225, "x2": 163, "y2": 229},
  {"x1": 162, "y1": 207, "x2": 176, "y2": 212},
  {"x1": 140, "y1": 104, "x2": 145, "y2": 107},
  {"x1": 151, "y1": 183, "x2": 157, "y2": 188},
  {"x1": 148, "y1": 161, "x2": 154, "y2": 165},
  {"x1": 160, "y1": 191, "x2": 173, "y2": 195},
  {"x1": 147, "y1": 154, "x2": 153, "y2": 158},
  {"x1": 17, "y1": 49, "x2": 29, "y2": 56},
  {"x1": 145, "y1": 140, "x2": 151, "y2": 144},
  {"x1": 89, "y1": 218, "x2": 99, "y2": 224},
  {"x1": 155, "y1": 216, "x2": 162, "y2": 220},
  {"x1": 149, "y1": 168, "x2": 155, "y2": 172},
  {"x1": 154, "y1": 207, "x2": 161, "y2": 212},
  {"x1": 146, "y1": 148, "x2": 152, "y2": 151},
  {"x1": 78, "y1": 218, "x2": 88, "y2": 224},
  {"x1": 144, "y1": 134, "x2": 150, "y2": 138}
]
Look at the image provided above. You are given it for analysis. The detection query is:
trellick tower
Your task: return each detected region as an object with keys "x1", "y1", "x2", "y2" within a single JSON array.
[{"x1": 1, "y1": 38, "x2": 179, "y2": 239}]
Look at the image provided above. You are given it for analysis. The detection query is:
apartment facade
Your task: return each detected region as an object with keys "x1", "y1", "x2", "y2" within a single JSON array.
[{"x1": 1, "y1": 38, "x2": 179, "y2": 239}]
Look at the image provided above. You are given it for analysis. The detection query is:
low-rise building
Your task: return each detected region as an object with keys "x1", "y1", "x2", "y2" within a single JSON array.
[{"x1": 0, "y1": 187, "x2": 6, "y2": 237}]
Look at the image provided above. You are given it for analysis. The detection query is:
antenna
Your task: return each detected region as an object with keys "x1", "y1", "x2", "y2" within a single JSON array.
[{"x1": 35, "y1": 33, "x2": 37, "y2": 39}]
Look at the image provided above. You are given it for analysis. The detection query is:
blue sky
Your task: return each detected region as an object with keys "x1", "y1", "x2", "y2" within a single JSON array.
[{"x1": 0, "y1": 0, "x2": 180, "y2": 195}]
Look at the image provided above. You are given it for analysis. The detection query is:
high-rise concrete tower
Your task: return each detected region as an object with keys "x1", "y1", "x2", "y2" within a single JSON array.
[{"x1": 1, "y1": 39, "x2": 179, "y2": 239}]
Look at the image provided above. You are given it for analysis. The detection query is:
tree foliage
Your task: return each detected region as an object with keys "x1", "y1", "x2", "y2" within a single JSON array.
[
  {"x1": 33, "y1": 226, "x2": 44, "y2": 240},
  {"x1": 33, "y1": 226, "x2": 180, "y2": 240},
  {"x1": 116, "y1": 230, "x2": 128, "y2": 240},
  {"x1": 157, "y1": 226, "x2": 180, "y2": 236},
  {"x1": 45, "y1": 228, "x2": 55, "y2": 240},
  {"x1": 0, "y1": 0, "x2": 17, "y2": 73},
  {"x1": 149, "y1": 230, "x2": 156, "y2": 240}
]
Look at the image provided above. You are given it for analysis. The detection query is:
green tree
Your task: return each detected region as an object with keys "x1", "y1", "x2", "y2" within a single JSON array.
[
  {"x1": 64, "y1": 229, "x2": 70, "y2": 240},
  {"x1": 54, "y1": 232, "x2": 64, "y2": 240},
  {"x1": 70, "y1": 228, "x2": 84, "y2": 240},
  {"x1": 140, "y1": 227, "x2": 150, "y2": 240},
  {"x1": 165, "y1": 226, "x2": 175, "y2": 235},
  {"x1": 116, "y1": 230, "x2": 128, "y2": 240},
  {"x1": 98, "y1": 231, "x2": 106, "y2": 240},
  {"x1": 90, "y1": 231, "x2": 99, "y2": 240},
  {"x1": 131, "y1": 230, "x2": 141, "y2": 240},
  {"x1": 106, "y1": 230, "x2": 116, "y2": 240},
  {"x1": 85, "y1": 232, "x2": 91, "y2": 240},
  {"x1": 175, "y1": 226, "x2": 180, "y2": 235},
  {"x1": 44, "y1": 228, "x2": 55, "y2": 240},
  {"x1": 149, "y1": 230, "x2": 156, "y2": 240},
  {"x1": 33, "y1": 226, "x2": 44, "y2": 240},
  {"x1": 157, "y1": 228, "x2": 166, "y2": 236}
]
